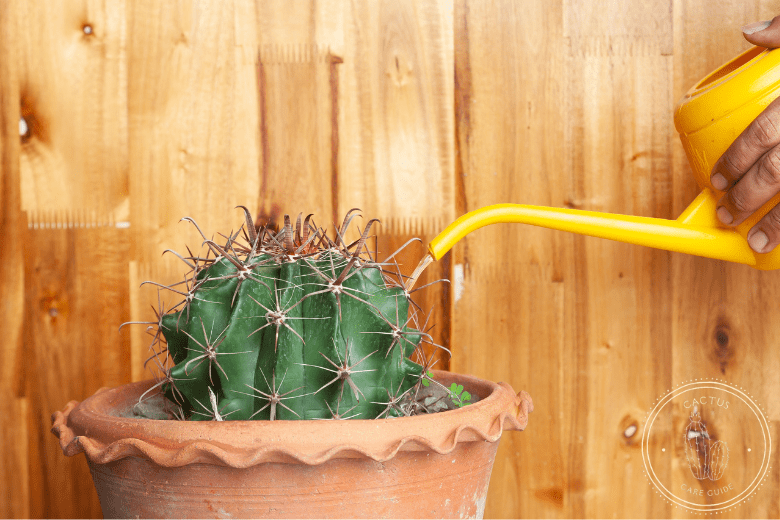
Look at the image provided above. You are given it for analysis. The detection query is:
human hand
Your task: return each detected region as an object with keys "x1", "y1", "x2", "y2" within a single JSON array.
[{"x1": 711, "y1": 17, "x2": 780, "y2": 253}]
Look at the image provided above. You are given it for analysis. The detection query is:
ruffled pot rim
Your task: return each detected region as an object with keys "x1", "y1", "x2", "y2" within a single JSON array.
[{"x1": 51, "y1": 370, "x2": 533, "y2": 468}]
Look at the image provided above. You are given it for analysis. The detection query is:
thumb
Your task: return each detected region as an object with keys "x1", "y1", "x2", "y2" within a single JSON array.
[{"x1": 743, "y1": 16, "x2": 780, "y2": 48}]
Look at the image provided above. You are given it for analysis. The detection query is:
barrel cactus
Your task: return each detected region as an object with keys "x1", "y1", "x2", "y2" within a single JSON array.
[{"x1": 126, "y1": 208, "x2": 449, "y2": 421}]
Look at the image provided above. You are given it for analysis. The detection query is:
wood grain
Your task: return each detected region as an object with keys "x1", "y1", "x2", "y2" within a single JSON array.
[
  {"x1": 2, "y1": 0, "x2": 780, "y2": 518},
  {"x1": 340, "y1": 0, "x2": 455, "y2": 231},
  {"x1": 669, "y1": 2, "x2": 780, "y2": 518},
  {"x1": 255, "y1": 0, "x2": 344, "y2": 227},
  {"x1": 22, "y1": 227, "x2": 131, "y2": 518},
  {"x1": 452, "y1": 3, "x2": 570, "y2": 518},
  {"x1": 563, "y1": 6, "x2": 675, "y2": 516},
  {"x1": 126, "y1": 0, "x2": 261, "y2": 266},
  {"x1": 0, "y1": 2, "x2": 27, "y2": 517},
  {"x1": 16, "y1": 0, "x2": 128, "y2": 221},
  {"x1": 257, "y1": 44, "x2": 338, "y2": 225}
]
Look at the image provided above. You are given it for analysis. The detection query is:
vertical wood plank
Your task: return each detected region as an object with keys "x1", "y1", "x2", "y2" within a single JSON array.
[
  {"x1": 252, "y1": 0, "x2": 344, "y2": 227},
  {"x1": 340, "y1": 0, "x2": 455, "y2": 230},
  {"x1": 23, "y1": 227, "x2": 131, "y2": 519},
  {"x1": 16, "y1": 0, "x2": 128, "y2": 221},
  {"x1": 453, "y1": 1, "x2": 570, "y2": 517},
  {"x1": 256, "y1": 0, "x2": 344, "y2": 54},
  {"x1": 127, "y1": 0, "x2": 260, "y2": 264},
  {"x1": 564, "y1": 0, "x2": 673, "y2": 55},
  {"x1": 671, "y1": 1, "x2": 780, "y2": 518},
  {"x1": 563, "y1": 1, "x2": 675, "y2": 516},
  {"x1": 564, "y1": 48, "x2": 675, "y2": 520},
  {"x1": 256, "y1": 45, "x2": 338, "y2": 225},
  {"x1": 0, "y1": 1, "x2": 28, "y2": 517},
  {"x1": 455, "y1": 0, "x2": 679, "y2": 517},
  {"x1": 7, "y1": 1, "x2": 131, "y2": 518}
]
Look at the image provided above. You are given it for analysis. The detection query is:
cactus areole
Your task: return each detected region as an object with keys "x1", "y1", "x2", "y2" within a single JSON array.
[{"x1": 130, "y1": 208, "x2": 450, "y2": 422}]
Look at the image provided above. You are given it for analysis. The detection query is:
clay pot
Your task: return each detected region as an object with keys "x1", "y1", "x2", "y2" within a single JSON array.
[{"x1": 51, "y1": 370, "x2": 532, "y2": 519}]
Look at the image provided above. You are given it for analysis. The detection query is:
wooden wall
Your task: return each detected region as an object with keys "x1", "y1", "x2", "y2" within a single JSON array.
[{"x1": 1, "y1": 0, "x2": 779, "y2": 517}]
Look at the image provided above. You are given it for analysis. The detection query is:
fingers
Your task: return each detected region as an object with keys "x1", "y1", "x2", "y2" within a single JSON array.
[
  {"x1": 716, "y1": 145, "x2": 780, "y2": 228},
  {"x1": 743, "y1": 16, "x2": 780, "y2": 48},
  {"x1": 714, "y1": 17, "x2": 780, "y2": 253},
  {"x1": 712, "y1": 89, "x2": 780, "y2": 252},
  {"x1": 711, "y1": 96, "x2": 780, "y2": 191},
  {"x1": 746, "y1": 203, "x2": 780, "y2": 253},
  {"x1": 711, "y1": 21, "x2": 780, "y2": 254}
]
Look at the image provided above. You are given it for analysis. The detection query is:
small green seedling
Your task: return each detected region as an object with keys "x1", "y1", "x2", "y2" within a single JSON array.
[{"x1": 449, "y1": 382, "x2": 471, "y2": 407}]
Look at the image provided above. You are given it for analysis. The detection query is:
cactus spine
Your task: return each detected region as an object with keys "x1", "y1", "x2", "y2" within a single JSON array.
[{"x1": 131, "y1": 209, "x2": 445, "y2": 421}]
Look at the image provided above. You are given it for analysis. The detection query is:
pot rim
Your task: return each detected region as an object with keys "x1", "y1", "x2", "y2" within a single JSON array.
[{"x1": 51, "y1": 370, "x2": 533, "y2": 468}]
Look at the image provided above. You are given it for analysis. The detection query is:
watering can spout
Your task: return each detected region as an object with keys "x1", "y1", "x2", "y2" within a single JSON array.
[
  {"x1": 426, "y1": 189, "x2": 760, "y2": 268},
  {"x1": 416, "y1": 45, "x2": 780, "y2": 281}
]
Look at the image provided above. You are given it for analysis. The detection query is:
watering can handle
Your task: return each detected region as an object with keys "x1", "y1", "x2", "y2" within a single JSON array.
[{"x1": 427, "y1": 189, "x2": 768, "y2": 268}]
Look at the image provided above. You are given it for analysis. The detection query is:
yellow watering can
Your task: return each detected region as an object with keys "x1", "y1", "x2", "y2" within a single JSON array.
[{"x1": 414, "y1": 45, "x2": 780, "y2": 284}]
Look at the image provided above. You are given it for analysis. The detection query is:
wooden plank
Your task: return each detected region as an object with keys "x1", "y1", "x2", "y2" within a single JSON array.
[
  {"x1": 5, "y1": 1, "x2": 130, "y2": 517},
  {"x1": 340, "y1": 0, "x2": 455, "y2": 232},
  {"x1": 22, "y1": 226, "x2": 131, "y2": 519},
  {"x1": 455, "y1": 0, "x2": 677, "y2": 517},
  {"x1": 563, "y1": 2, "x2": 675, "y2": 516},
  {"x1": 256, "y1": 0, "x2": 343, "y2": 54},
  {"x1": 251, "y1": 0, "x2": 344, "y2": 231},
  {"x1": 126, "y1": 0, "x2": 261, "y2": 267},
  {"x1": 453, "y1": 1, "x2": 571, "y2": 517},
  {"x1": 15, "y1": 0, "x2": 128, "y2": 221},
  {"x1": 564, "y1": 0, "x2": 673, "y2": 55},
  {"x1": 256, "y1": 45, "x2": 338, "y2": 226},
  {"x1": 671, "y1": 1, "x2": 780, "y2": 518},
  {"x1": 0, "y1": 2, "x2": 28, "y2": 517},
  {"x1": 669, "y1": 258, "x2": 780, "y2": 519}
]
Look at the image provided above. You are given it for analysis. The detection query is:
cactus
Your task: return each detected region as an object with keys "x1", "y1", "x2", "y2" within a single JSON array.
[{"x1": 126, "y1": 208, "x2": 450, "y2": 421}]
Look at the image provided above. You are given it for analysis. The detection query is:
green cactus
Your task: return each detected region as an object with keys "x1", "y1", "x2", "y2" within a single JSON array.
[{"x1": 128, "y1": 208, "x2": 448, "y2": 421}]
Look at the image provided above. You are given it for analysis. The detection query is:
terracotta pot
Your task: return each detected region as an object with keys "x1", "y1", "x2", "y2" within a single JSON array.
[{"x1": 51, "y1": 370, "x2": 532, "y2": 519}]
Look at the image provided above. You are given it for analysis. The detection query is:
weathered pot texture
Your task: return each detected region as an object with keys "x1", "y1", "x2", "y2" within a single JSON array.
[{"x1": 51, "y1": 370, "x2": 532, "y2": 519}]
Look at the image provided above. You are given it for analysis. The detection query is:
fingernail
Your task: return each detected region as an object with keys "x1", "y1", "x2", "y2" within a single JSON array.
[
  {"x1": 742, "y1": 20, "x2": 772, "y2": 35},
  {"x1": 749, "y1": 230, "x2": 769, "y2": 252},
  {"x1": 711, "y1": 172, "x2": 728, "y2": 191},
  {"x1": 717, "y1": 207, "x2": 733, "y2": 225}
]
